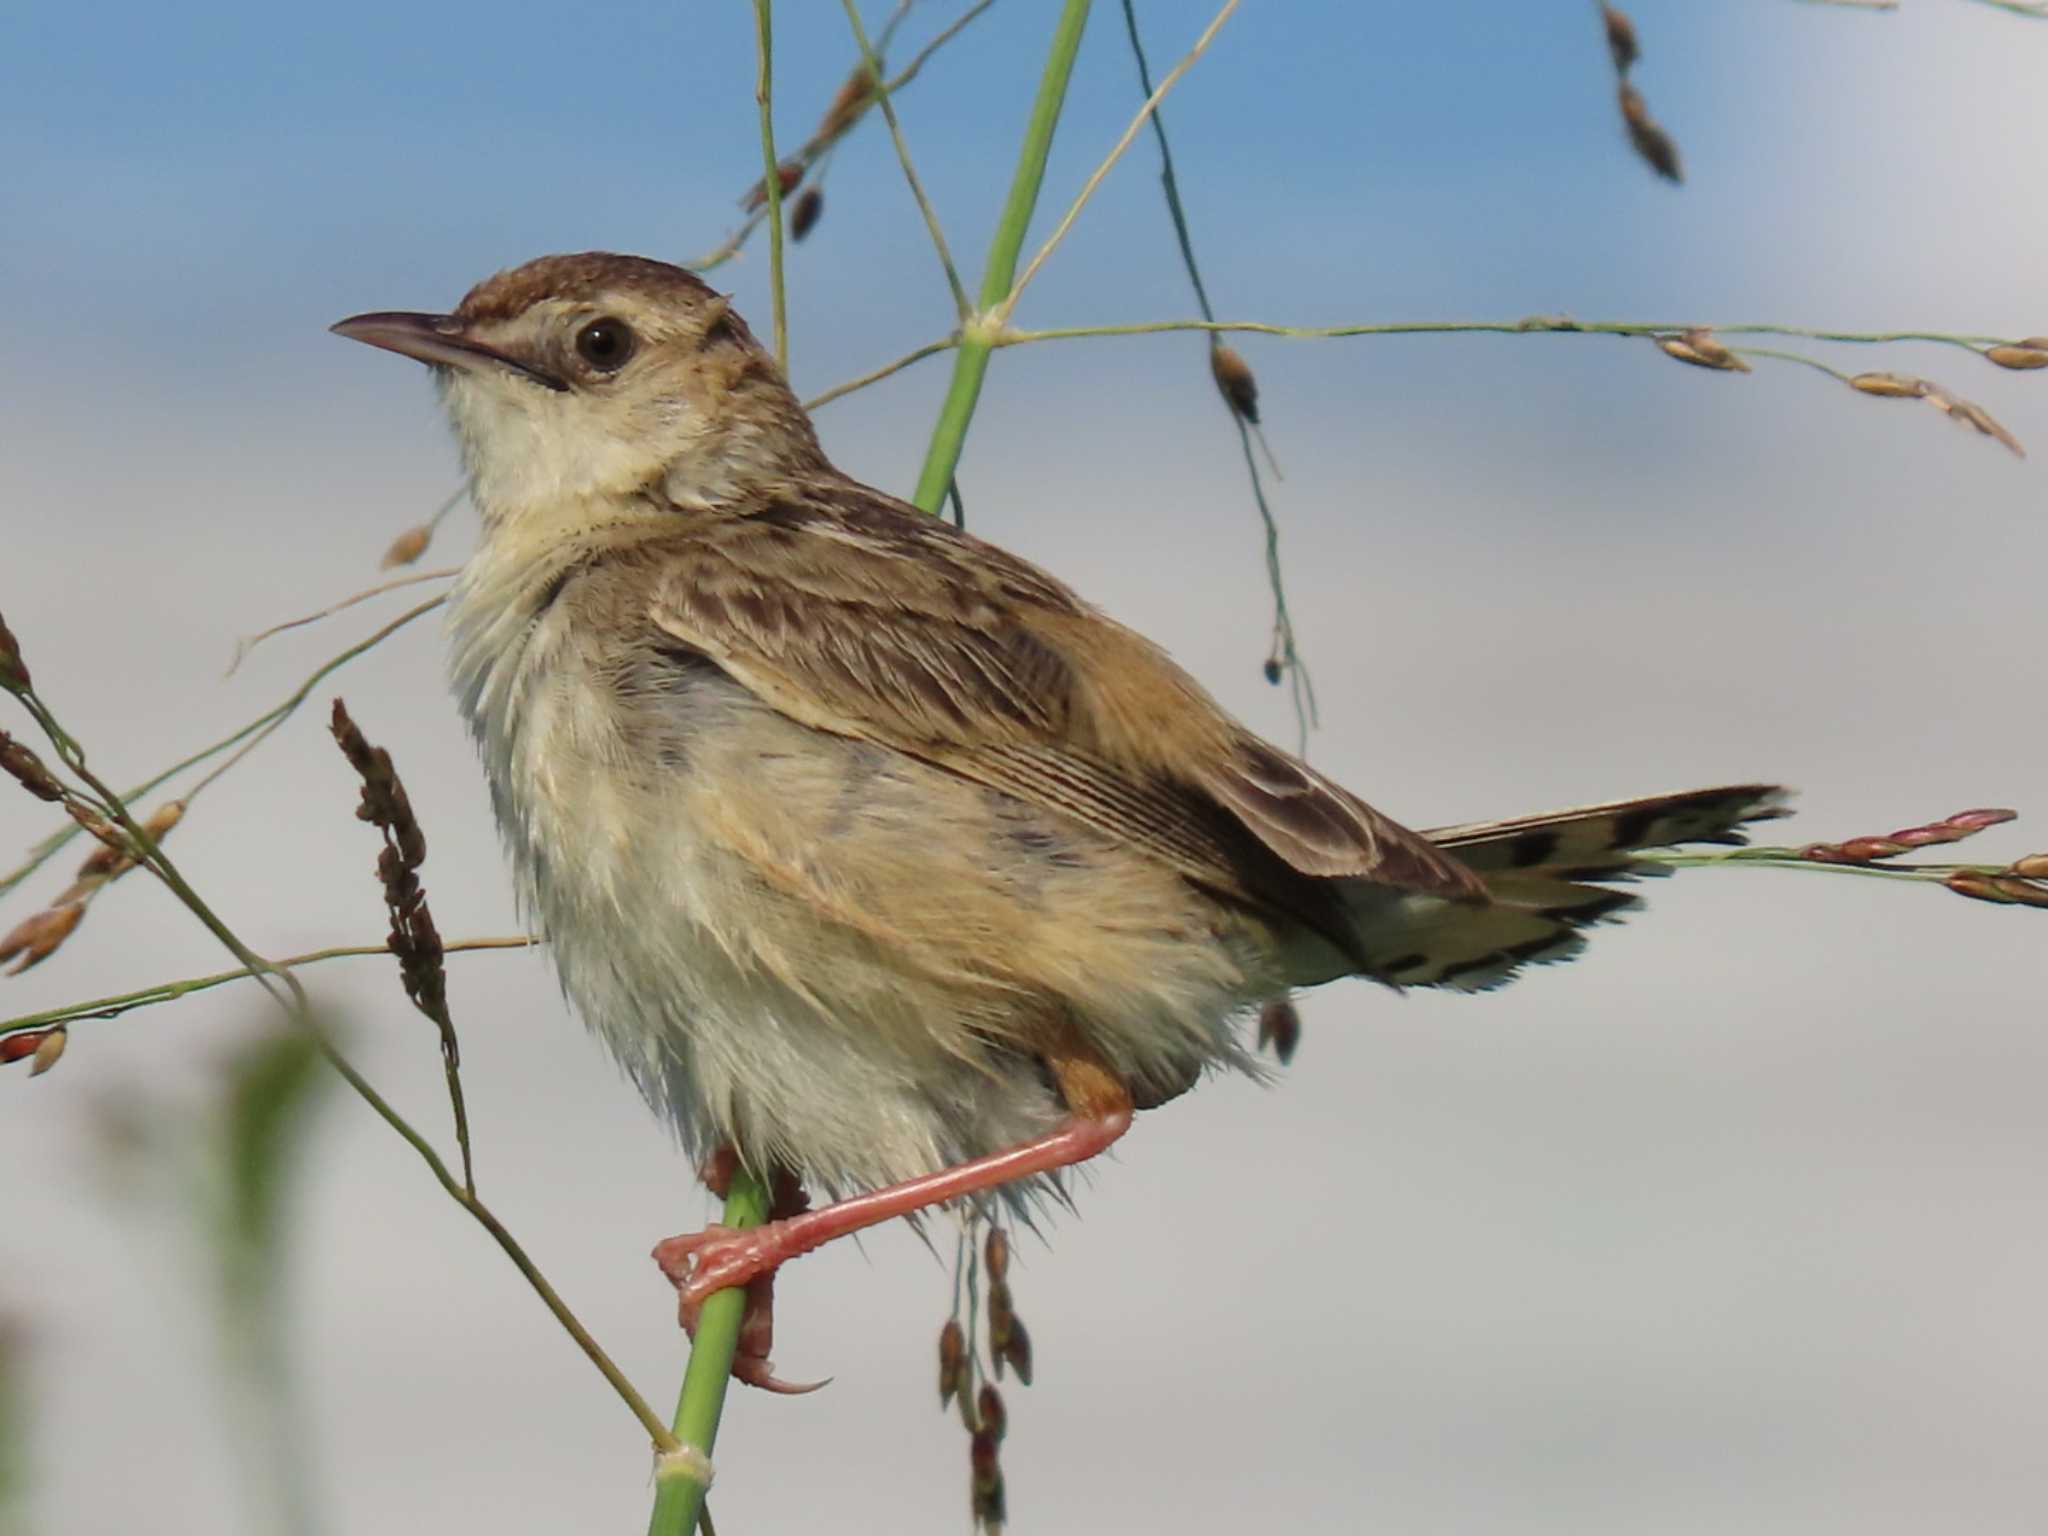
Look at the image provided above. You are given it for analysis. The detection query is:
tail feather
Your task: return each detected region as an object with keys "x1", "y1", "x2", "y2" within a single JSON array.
[{"x1": 1342, "y1": 785, "x2": 1789, "y2": 992}]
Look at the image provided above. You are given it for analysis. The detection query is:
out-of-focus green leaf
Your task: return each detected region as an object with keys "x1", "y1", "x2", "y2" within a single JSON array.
[{"x1": 209, "y1": 1026, "x2": 329, "y2": 1536}]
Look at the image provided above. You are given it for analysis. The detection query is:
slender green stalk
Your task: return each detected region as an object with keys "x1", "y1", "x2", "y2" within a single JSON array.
[
  {"x1": 1118, "y1": 0, "x2": 1313, "y2": 749},
  {"x1": 752, "y1": 0, "x2": 789, "y2": 371},
  {"x1": 804, "y1": 335, "x2": 959, "y2": 412},
  {"x1": 1000, "y1": 317, "x2": 2013, "y2": 349},
  {"x1": 910, "y1": 0, "x2": 1093, "y2": 514},
  {"x1": 1119, "y1": 0, "x2": 1216, "y2": 324},
  {"x1": 841, "y1": 0, "x2": 972, "y2": 319},
  {"x1": 0, "y1": 936, "x2": 534, "y2": 1038},
  {"x1": 1730, "y1": 344, "x2": 1856, "y2": 384},
  {"x1": 800, "y1": 312, "x2": 2027, "y2": 419},
  {"x1": 227, "y1": 564, "x2": 455, "y2": 677},
  {"x1": 992, "y1": 0, "x2": 1241, "y2": 327},
  {"x1": 684, "y1": 0, "x2": 999, "y2": 276},
  {"x1": 647, "y1": 1170, "x2": 773, "y2": 1536}
]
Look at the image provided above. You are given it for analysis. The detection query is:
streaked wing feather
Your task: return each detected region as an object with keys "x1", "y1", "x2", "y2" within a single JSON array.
[{"x1": 646, "y1": 484, "x2": 1477, "y2": 907}]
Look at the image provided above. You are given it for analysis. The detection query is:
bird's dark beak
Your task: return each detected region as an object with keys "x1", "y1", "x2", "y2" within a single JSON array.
[{"x1": 329, "y1": 311, "x2": 567, "y2": 392}]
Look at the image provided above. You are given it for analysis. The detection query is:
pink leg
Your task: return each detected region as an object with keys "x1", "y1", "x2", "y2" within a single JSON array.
[{"x1": 654, "y1": 1110, "x2": 1132, "y2": 1316}]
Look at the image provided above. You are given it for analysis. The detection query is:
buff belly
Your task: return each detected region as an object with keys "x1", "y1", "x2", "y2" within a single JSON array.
[{"x1": 456, "y1": 590, "x2": 1277, "y2": 1198}]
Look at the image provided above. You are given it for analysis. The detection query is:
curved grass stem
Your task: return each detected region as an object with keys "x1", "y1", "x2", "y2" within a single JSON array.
[
  {"x1": 7, "y1": 683, "x2": 677, "y2": 1455},
  {"x1": 1, "y1": 596, "x2": 445, "y2": 900}
]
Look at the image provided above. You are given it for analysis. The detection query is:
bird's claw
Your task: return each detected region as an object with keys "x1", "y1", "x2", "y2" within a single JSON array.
[{"x1": 655, "y1": 1222, "x2": 828, "y2": 1394}]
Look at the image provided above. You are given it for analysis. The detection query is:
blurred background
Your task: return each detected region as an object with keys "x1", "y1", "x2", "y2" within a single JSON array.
[{"x1": 3, "y1": 2, "x2": 2046, "y2": 1531}]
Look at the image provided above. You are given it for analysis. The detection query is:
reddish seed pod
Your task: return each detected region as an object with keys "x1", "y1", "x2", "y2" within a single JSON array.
[
  {"x1": 2007, "y1": 853, "x2": 2048, "y2": 879},
  {"x1": 2, "y1": 1031, "x2": 51, "y2": 1065},
  {"x1": 1257, "y1": 997, "x2": 1302, "y2": 1065},
  {"x1": 0, "y1": 903, "x2": 84, "y2": 975},
  {"x1": 1618, "y1": 84, "x2": 1682, "y2": 182},
  {"x1": 0, "y1": 734, "x2": 65, "y2": 802},
  {"x1": 969, "y1": 1429, "x2": 1006, "y2": 1526},
  {"x1": 0, "y1": 613, "x2": 27, "y2": 693},
  {"x1": 741, "y1": 159, "x2": 804, "y2": 212},
  {"x1": 1210, "y1": 344, "x2": 1260, "y2": 424},
  {"x1": 380, "y1": 524, "x2": 433, "y2": 569},
  {"x1": 1602, "y1": 5, "x2": 1639, "y2": 73},
  {"x1": 977, "y1": 1382, "x2": 1007, "y2": 1441},
  {"x1": 1944, "y1": 871, "x2": 2048, "y2": 908},
  {"x1": 1000, "y1": 1315, "x2": 1033, "y2": 1387},
  {"x1": 1942, "y1": 808, "x2": 2018, "y2": 835},
  {"x1": 789, "y1": 187, "x2": 824, "y2": 241},
  {"x1": 938, "y1": 1317, "x2": 965, "y2": 1408},
  {"x1": 984, "y1": 1225, "x2": 1009, "y2": 1282},
  {"x1": 817, "y1": 68, "x2": 874, "y2": 142},
  {"x1": 987, "y1": 1278, "x2": 1012, "y2": 1339}
]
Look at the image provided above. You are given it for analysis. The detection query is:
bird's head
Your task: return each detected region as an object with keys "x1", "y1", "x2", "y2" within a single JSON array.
[{"x1": 333, "y1": 252, "x2": 823, "y2": 531}]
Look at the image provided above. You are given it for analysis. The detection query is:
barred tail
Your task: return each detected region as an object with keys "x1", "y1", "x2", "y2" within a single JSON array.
[{"x1": 1341, "y1": 784, "x2": 1789, "y2": 992}]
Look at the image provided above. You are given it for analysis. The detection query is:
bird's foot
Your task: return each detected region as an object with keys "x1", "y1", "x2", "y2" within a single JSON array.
[{"x1": 656, "y1": 1162, "x2": 827, "y2": 1395}]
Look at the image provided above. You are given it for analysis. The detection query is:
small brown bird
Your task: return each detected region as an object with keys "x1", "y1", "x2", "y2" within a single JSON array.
[{"x1": 333, "y1": 253, "x2": 1783, "y2": 1386}]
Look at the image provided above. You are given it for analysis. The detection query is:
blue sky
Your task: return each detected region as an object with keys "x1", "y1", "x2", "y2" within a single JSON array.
[{"x1": 4, "y1": 4, "x2": 2047, "y2": 1534}]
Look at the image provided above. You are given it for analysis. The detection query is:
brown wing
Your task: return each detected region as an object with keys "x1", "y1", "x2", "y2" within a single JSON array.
[{"x1": 647, "y1": 479, "x2": 1484, "y2": 908}]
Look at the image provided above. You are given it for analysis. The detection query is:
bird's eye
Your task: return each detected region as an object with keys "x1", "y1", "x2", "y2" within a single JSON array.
[{"x1": 574, "y1": 317, "x2": 637, "y2": 372}]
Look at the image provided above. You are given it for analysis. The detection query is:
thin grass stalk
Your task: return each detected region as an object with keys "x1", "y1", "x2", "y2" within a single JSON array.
[
  {"x1": 753, "y1": 0, "x2": 789, "y2": 371},
  {"x1": 646, "y1": 1171, "x2": 773, "y2": 1536},
  {"x1": 841, "y1": 0, "x2": 973, "y2": 319},
  {"x1": 7, "y1": 688, "x2": 676, "y2": 1451},
  {"x1": 910, "y1": 0, "x2": 1093, "y2": 514}
]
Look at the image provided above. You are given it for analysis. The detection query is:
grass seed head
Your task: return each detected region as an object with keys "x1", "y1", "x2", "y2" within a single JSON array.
[
  {"x1": 1210, "y1": 343, "x2": 1260, "y2": 424},
  {"x1": 0, "y1": 902, "x2": 84, "y2": 975},
  {"x1": 0, "y1": 733, "x2": 66, "y2": 803},
  {"x1": 1985, "y1": 344, "x2": 2048, "y2": 371},
  {"x1": 1657, "y1": 330, "x2": 1749, "y2": 373},
  {"x1": 379, "y1": 524, "x2": 433, "y2": 570},
  {"x1": 976, "y1": 1383, "x2": 1007, "y2": 1442},
  {"x1": 29, "y1": 1026, "x2": 66, "y2": 1076},
  {"x1": 1850, "y1": 371, "x2": 1928, "y2": 398}
]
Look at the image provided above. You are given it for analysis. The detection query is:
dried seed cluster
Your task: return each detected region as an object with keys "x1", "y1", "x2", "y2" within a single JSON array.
[
  {"x1": 1848, "y1": 372, "x2": 2025, "y2": 458},
  {"x1": 738, "y1": 61, "x2": 879, "y2": 238},
  {"x1": 1656, "y1": 329, "x2": 1749, "y2": 373},
  {"x1": 0, "y1": 720, "x2": 183, "y2": 979},
  {"x1": 1801, "y1": 807, "x2": 2015, "y2": 866},
  {"x1": 936, "y1": 1224, "x2": 1034, "y2": 1529},
  {"x1": 329, "y1": 699, "x2": 459, "y2": 1070},
  {"x1": 1795, "y1": 805, "x2": 2048, "y2": 911}
]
